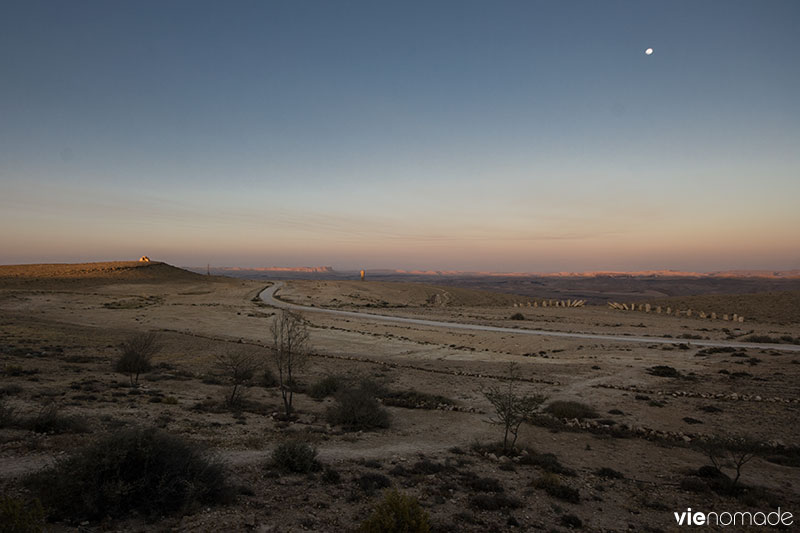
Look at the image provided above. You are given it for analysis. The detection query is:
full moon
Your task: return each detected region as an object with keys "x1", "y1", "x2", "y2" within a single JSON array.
[{"x1": 645, "y1": 48, "x2": 653, "y2": 55}]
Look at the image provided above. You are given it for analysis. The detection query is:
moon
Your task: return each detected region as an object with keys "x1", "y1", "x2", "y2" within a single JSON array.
[{"x1": 645, "y1": 48, "x2": 653, "y2": 55}]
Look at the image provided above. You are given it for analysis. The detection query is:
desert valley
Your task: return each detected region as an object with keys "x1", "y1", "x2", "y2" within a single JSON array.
[{"x1": 1, "y1": 261, "x2": 798, "y2": 532}]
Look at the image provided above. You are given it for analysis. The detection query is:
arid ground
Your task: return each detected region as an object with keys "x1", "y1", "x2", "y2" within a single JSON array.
[{"x1": 1, "y1": 262, "x2": 799, "y2": 532}]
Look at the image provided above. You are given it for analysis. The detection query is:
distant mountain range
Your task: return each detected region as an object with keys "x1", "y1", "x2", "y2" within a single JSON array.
[{"x1": 187, "y1": 266, "x2": 800, "y2": 279}]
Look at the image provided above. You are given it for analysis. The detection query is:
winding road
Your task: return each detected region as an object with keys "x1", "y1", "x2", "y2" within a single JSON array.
[{"x1": 259, "y1": 283, "x2": 800, "y2": 352}]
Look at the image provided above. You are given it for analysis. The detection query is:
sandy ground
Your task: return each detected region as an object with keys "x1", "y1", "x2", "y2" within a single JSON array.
[{"x1": 1, "y1": 267, "x2": 799, "y2": 532}]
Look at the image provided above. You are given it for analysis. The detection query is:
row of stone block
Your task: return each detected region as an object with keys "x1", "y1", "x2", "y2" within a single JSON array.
[
  {"x1": 607, "y1": 301, "x2": 744, "y2": 322},
  {"x1": 512, "y1": 299, "x2": 586, "y2": 308}
]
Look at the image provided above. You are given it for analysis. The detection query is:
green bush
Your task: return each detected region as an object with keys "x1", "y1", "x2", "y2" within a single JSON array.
[
  {"x1": 358, "y1": 489, "x2": 431, "y2": 533},
  {"x1": 0, "y1": 496, "x2": 44, "y2": 533},
  {"x1": 326, "y1": 382, "x2": 390, "y2": 431},
  {"x1": 270, "y1": 440, "x2": 320, "y2": 474},
  {"x1": 25, "y1": 427, "x2": 231, "y2": 521},
  {"x1": 544, "y1": 401, "x2": 598, "y2": 420}
]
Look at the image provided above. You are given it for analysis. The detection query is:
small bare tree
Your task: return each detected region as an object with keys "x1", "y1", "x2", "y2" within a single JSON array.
[
  {"x1": 483, "y1": 362, "x2": 546, "y2": 451},
  {"x1": 270, "y1": 309, "x2": 309, "y2": 417},
  {"x1": 697, "y1": 434, "x2": 762, "y2": 486},
  {"x1": 215, "y1": 351, "x2": 260, "y2": 408},
  {"x1": 115, "y1": 332, "x2": 161, "y2": 386}
]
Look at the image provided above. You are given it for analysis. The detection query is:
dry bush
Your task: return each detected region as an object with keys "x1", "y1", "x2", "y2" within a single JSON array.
[
  {"x1": 270, "y1": 310, "x2": 309, "y2": 416},
  {"x1": 326, "y1": 380, "x2": 390, "y2": 431},
  {"x1": 309, "y1": 375, "x2": 343, "y2": 400},
  {"x1": 215, "y1": 351, "x2": 260, "y2": 408},
  {"x1": 483, "y1": 363, "x2": 545, "y2": 450},
  {"x1": 532, "y1": 473, "x2": 580, "y2": 503},
  {"x1": 695, "y1": 434, "x2": 763, "y2": 487},
  {"x1": 544, "y1": 400, "x2": 598, "y2": 420},
  {"x1": 114, "y1": 332, "x2": 162, "y2": 386},
  {"x1": 25, "y1": 427, "x2": 231, "y2": 521}
]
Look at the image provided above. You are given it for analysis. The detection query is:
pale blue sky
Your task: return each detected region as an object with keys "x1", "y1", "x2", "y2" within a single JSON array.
[{"x1": 1, "y1": 1, "x2": 798, "y2": 270}]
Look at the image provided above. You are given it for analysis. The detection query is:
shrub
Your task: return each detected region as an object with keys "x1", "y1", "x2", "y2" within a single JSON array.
[
  {"x1": 510, "y1": 313, "x2": 525, "y2": 320},
  {"x1": 560, "y1": 513, "x2": 583, "y2": 528},
  {"x1": 544, "y1": 401, "x2": 598, "y2": 420},
  {"x1": 25, "y1": 403, "x2": 89, "y2": 434},
  {"x1": 0, "y1": 399, "x2": 17, "y2": 428},
  {"x1": 595, "y1": 467, "x2": 624, "y2": 479},
  {"x1": 215, "y1": 351, "x2": 259, "y2": 408},
  {"x1": 532, "y1": 474, "x2": 580, "y2": 503},
  {"x1": 0, "y1": 496, "x2": 44, "y2": 533},
  {"x1": 114, "y1": 332, "x2": 161, "y2": 386},
  {"x1": 262, "y1": 368, "x2": 279, "y2": 387},
  {"x1": 483, "y1": 362, "x2": 546, "y2": 450},
  {"x1": 270, "y1": 440, "x2": 320, "y2": 474},
  {"x1": 519, "y1": 452, "x2": 575, "y2": 476},
  {"x1": 270, "y1": 309, "x2": 309, "y2": 417},
  {"x1": 695, "y1": 435, "x2": 762, "y2": 487},
  {"x1": 679, "y1": 477, "x2": 709, "y2": 493},
  {"x1": 322, "y1": 467, "x2": 341, "y2": 484},
  {"x1": 468, "y1": 494, "x2": 522, "y2": 511},
  {"x1": 464, "y1": 475, "x2": 503, "y2": 493},
  {"x1": 0, "y1": 384, "x2": 22, "y2": 396},
  {"x1": 358, "y1": 489, "x2": 431, "y2": 533},
  {"x1": 357, "y1": 472, "x2": 392, "y2": 495},
  {"x1": 742, "y1": 334, "x2": 778, "y2": 344},
  {"x1": 25, "y1": 427, "x2": 231, "y2": 521},
  {"x1": 327, "y1": 382, "x2": 390, "y2": 431},
  {"x1": 309, "y1": 375, "x2": 343, "y2": 400},
  {"x1": 647, "y1": 365, "x2": 681, "y2": 378},
  {"x1": 381, "y1": 390, "x2": 455, "y2": 410},
  {"x1": 410, "y1": 458, "x2": 449, "y2": 475}
]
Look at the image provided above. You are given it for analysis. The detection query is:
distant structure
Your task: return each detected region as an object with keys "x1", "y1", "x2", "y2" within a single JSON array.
[
  {"x1": 139, "y1": 256, "x2": 151, "y2": 262},
  {"x1": 360, "y1": 269, "x2": 366, "y2": 281}
]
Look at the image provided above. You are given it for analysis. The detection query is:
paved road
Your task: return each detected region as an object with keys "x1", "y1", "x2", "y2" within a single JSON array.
[{"x1": 259, "y1": 283, "x2": 800, "y2": 352}]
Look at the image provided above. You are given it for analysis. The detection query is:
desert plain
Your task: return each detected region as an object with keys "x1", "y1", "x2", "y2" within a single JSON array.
[{"x1": 1, "y1": 261, "x2": 799, "y2": 532}]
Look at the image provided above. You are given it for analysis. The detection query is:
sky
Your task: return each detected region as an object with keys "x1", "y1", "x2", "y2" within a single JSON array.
[{"x1": 1, "y1": 0, "x2": 798, "y2": 272}]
